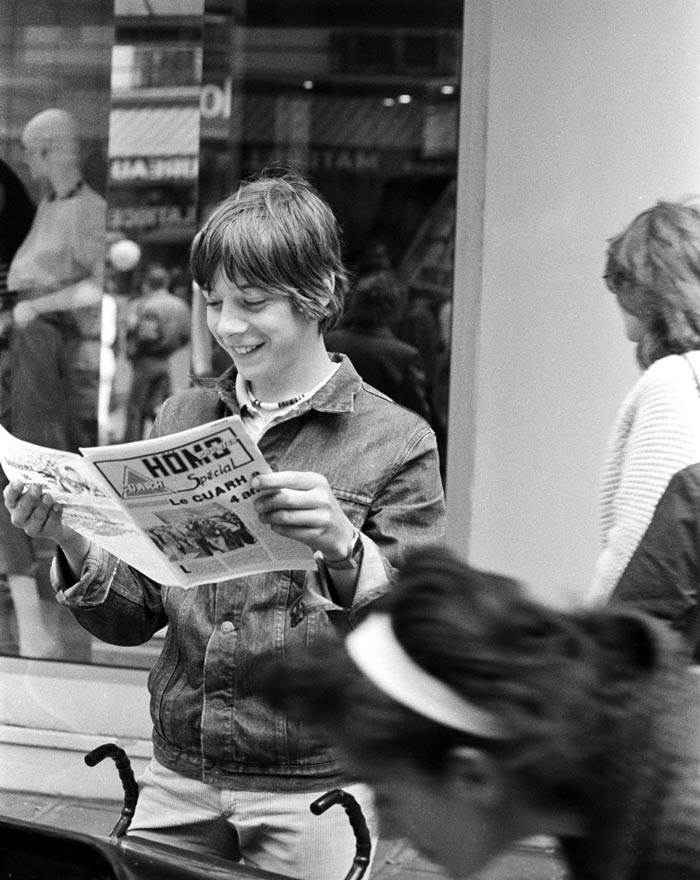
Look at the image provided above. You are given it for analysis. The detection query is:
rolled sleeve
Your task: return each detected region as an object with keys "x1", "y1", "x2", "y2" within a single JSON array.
[
  {"x1": 305, "y1": 418, "x2": 445, "y2": 625},
  {"x1": 51, "y1": 543, "x2": 118, "y2": 607}
]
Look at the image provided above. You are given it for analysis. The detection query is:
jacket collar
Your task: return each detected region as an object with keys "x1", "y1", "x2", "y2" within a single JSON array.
[{"x1": 208, "y1": 352, "x2": 363, "y2": 416}]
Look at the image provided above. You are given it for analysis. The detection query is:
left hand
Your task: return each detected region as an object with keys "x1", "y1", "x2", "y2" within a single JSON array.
[{"x1": 252, "y1": 471, "x2": 355, "y2": 558}]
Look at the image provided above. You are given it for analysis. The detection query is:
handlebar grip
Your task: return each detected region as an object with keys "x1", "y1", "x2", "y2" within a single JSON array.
[
  {"x1": 84, "y1": 743, "x2": 139, "y2": 812},
  {"x1": 310, "y1": 788, "x2": 372, "y2": 866},
  {"x1": 309, "y1": 789, "x2": 344, "y2": 815}
]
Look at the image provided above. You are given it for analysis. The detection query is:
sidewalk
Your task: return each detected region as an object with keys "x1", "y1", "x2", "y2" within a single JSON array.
[{"x1": 1, "y1": 789, "x2": 570, "y2": 879}]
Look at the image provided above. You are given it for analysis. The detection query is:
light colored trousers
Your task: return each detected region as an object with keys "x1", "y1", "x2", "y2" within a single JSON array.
[{"x1": 127, "y1": 758, "x2": 377, "y2": 880}]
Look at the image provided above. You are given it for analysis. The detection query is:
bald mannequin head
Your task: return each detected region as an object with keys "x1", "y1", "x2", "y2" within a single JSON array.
[{"x1": 22, "y1": 108, "x2": 81, "y2": 188}]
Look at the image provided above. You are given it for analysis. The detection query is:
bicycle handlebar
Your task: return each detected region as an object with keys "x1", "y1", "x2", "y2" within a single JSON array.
[
  {"x1": 85, "y1": 743, "x2": 139, "y2": 840},
  {"x1": 84, "y1": 744, "x2": 372, "y2": 878},
  {"x1": 310, "y1": 788, "x2": 371, "y2": 880}
]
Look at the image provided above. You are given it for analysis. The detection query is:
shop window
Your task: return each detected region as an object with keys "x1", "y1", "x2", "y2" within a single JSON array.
[{"x1": 0, "y1": 0, "x2": 463, "y2": 668}]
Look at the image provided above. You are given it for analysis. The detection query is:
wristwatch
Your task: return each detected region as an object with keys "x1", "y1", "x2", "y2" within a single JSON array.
[{"x1": 321, "y1": 527, "x2": 363, "y2": 570}]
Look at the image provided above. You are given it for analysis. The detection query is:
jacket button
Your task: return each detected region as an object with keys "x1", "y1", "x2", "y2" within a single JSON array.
[{"x1": 220, "y1": 621, "x2": 236, "y2": 634}]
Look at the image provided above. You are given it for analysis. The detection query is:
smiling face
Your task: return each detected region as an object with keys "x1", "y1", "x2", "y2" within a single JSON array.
[{"x1": 202, "y1": 272, "x2": 330, "y2": 400}]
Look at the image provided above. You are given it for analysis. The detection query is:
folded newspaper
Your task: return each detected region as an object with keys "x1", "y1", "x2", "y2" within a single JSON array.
[{"x1": 0, "y1": 417, "x2": 315, "y2": 587}]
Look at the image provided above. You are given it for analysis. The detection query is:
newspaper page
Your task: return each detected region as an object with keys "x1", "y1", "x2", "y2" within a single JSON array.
[
  {"x1": 0, "y1": 418, "x2": 315, "y2": 587},
  {"x1": 0, "y1": 425, "x2": 144, "y2": 566}
]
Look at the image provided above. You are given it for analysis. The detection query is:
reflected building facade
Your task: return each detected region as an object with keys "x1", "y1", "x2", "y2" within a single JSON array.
[{"x1": 0, "y1": 0, "x2": 463, "y2": 667}]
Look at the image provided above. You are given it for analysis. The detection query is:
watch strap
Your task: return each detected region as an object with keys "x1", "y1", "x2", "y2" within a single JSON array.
[{"x1": 321, "y1": 527, "x2": 363, "y2": 570}]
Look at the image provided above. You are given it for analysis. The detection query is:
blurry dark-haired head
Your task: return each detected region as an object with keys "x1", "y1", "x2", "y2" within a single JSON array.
[
  {"x1": 259, "y1": 544, "x2": 698, "y2": 879},
  {"x1": 345, "y1": 269, "x2": 406, "y2": 329},
  {"x1": 142, "y1": 263, "x2": 171, "y2": 293}
]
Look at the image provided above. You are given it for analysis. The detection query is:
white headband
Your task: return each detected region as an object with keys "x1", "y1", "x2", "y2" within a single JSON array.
[{"x1": 345, "y1": 613, "x2": 507, "y2": 739}]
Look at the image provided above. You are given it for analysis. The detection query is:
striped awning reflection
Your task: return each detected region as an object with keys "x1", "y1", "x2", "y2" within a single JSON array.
[{"x1": 108, "y1": 105, "x2": 200, "y2": 157}]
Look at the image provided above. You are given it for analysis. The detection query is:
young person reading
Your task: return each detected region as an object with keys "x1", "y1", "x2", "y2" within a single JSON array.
[{"x1": 4, "y1": 169, "x2": 445, "y2": 879}]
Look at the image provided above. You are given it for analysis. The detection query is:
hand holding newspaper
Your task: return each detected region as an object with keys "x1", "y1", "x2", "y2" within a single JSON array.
[{"x1": 0, "y1": 417, "x2": 315, "y2": 587}]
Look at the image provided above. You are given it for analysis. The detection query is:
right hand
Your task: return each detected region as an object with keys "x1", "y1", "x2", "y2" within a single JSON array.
[
  {"x1": 4, "y1": 479, "x2": 69, "y2": 543},
  {"x1": 4, "y1": 479, "x2": 91, "y2": 579}
]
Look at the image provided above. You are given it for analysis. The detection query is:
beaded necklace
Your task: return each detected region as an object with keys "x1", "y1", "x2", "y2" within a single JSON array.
[{"x1": 245, "y1": 381, "x2": 314, "y2": 412}]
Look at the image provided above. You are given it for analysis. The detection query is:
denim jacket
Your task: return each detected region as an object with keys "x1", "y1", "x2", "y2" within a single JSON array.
[{"x1": 53, "y1": 355, "x2": 445, "y2": 790}]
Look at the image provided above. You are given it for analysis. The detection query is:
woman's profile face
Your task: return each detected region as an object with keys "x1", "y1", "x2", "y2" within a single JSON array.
[
  {"x1": 617, "y1": 301, "x2": 644, "y2": 343},
  {"x1": 604, "y1": 268, "x2": 645, "y2": 344},
  {"x1": 357, "y1": 754, "x2": 508, "y2": 878}
]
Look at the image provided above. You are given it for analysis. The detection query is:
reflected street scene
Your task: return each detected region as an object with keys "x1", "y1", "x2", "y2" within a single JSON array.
[{"x1": 0, "y1": 0, "x2": 462, "y2": 667}]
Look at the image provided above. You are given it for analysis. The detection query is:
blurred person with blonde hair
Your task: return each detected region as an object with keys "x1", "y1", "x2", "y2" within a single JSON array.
[{"x1": 590, "y1": 198, "x2": 700, "y2": 659}]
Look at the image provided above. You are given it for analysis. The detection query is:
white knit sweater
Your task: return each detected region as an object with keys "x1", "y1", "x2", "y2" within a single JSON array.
[{"x1": 589, "y1": 351, "x2": 700, "y2": 604}]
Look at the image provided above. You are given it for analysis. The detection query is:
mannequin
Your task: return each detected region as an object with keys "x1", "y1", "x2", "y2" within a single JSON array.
[{"x1": 4, "y1": 107, "x2": 105, "y2": 660}]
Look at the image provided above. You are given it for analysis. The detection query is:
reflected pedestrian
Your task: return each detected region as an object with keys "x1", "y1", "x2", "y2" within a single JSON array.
[{"x1": 590, "y1": 199, "x2": 700, "y2": 659}]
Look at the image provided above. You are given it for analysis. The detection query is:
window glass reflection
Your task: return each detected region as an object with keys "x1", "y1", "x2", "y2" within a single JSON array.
[
  {"x1": 195, "y1": 0, "x2": 462, "y2": 478},
  {"x1": 103, "y1": 0, "x2": 202, "y2": 457},
  {"x1": 0, "y1": 0, "x2": 113, "y2": 663},
  {"x1": 0, "y1": 0, "x2": 462, "y2": 667}
]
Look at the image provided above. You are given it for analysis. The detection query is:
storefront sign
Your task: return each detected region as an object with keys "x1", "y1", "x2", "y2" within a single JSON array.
[
  {"x1": 110, "y1": 156, "x2": 198, "y2": 182},
  {"x1": 107, "y1": 204, "x2": 197, "y2": 232},
  {"x1": 244, "y1": 145, "x2": 455, "y2": 177},
  {"x1": 201, "y1": 79, "x2": 232, "y2": 119}
]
